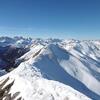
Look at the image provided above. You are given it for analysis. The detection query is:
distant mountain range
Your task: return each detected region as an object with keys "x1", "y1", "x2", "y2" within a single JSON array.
[{"x1": 0, "y1": 37, "x2": 100, "y2": 100}]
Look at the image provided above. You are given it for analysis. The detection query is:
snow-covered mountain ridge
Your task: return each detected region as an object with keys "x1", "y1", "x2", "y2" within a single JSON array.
[
  {"x1": 0, "y1": 37, "x2": 100, "y2": 100},
  {"x1": 0, "y1": 62, "x2": 91, "y2": 100}
]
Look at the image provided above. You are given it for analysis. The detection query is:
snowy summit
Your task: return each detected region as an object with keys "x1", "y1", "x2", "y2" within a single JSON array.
[{"x1": 0, "y1": 37, "x2": 100, "y2": 100}]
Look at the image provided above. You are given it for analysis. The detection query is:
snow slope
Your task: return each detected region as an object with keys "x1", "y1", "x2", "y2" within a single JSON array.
[
  {"x1": 15, "y1": 39, "x2": 100, "y2": 99},
  {"x1": 16, "y1": 43, "x2": 99, "y2": 99},
  {"x1": 0, "y1": 37, "x2": 100, "y2": 100},
  {"x1": 0, "y1": 62, "x2": 90, "y2": 100}
]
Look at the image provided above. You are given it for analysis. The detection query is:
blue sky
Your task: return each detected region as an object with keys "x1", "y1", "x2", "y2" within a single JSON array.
[{"x1": 0, "y1": 0, "x2": 100, "y2": 39}]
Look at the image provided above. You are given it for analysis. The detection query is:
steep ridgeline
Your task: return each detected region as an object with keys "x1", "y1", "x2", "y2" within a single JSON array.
[
  {"x1": 0, "y1": 37, "x2": 100, "y2": 100},
  {"x1": 0, "y1": 62, "x2": 90, "y2": 100},
  {"x1": 16, "y1": 40, "x2": 100, "y2": 100}
]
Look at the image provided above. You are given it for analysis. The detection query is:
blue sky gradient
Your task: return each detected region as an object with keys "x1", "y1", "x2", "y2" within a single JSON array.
[{"x1": 0, "y1": 0, "x2": 100, "y2": 39}]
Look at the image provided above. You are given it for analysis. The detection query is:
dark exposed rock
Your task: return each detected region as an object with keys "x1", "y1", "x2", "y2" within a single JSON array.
[
  {"x1": 0, "y1": 77, "x2": 23, "y2": 100},
  {"x1": 11, "y1": 92, "x2": 20, "y2": 100},
  {"x1": 0, "y1": 77, "x2": 9, "y2": 89},
  {"x1": 0, "y1": 45, "x2": 29, "y2": 72}
]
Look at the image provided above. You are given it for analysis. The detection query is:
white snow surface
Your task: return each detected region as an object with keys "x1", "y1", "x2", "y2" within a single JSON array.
[
  {"x1": 0, "y1": 37, "x2": 100, "y2": 100},
  {"x1": 19, "y1": 42, "x2": 100, "y2": 96},
  {"x1": 0, "y1": 62, "x2": 90, "y2": 100}
]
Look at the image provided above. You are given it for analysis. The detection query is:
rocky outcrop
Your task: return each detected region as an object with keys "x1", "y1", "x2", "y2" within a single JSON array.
[{"x1": 0, "y1": 77, "x2": 22, "y2": 100}]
